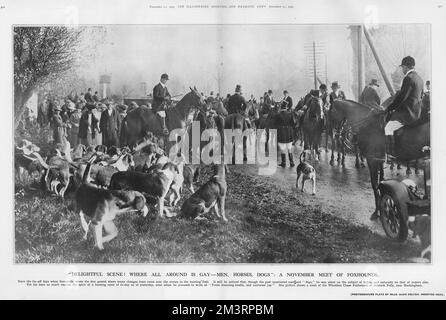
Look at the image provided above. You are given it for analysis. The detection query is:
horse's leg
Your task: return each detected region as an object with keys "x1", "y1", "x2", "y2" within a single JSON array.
[
  {"x1": 329, "y1": 133, "x2": 335, "y2": 166},
  {"x1": 360, "y1": 154, "x2": 366, "y2": 168},
  {"x1": 367, "y1": 158, "x2": 383, "y2": 221},
  {"x1": 355, "y1": 144, "x2": 360, "y2": 169},
  {"x1": 414, "y1": 160, "x2": 420, "y2": 175}
]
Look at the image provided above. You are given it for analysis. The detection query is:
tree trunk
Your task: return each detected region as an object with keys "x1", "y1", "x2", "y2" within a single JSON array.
[{"x1": 14, "y1": 87, "x2": 33, "y2": 129}]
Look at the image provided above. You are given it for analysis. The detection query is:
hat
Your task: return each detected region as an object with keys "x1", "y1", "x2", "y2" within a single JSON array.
[
  {"x1": 319, "y1": 84, "x2": 327, "y2": 90},
  {"x1": 369, "y1": 79, "x2": 379, "y2": 87},
  {"x1": 283, "y1": 90, "x2": 289, "y2": 94},
  {"x1": 400, "y1": 56, "x2": 415, "y2": 67},
  {"x1": 235, "y1": 84, "x2": 242, "y2": 93},
  {"x1": 331, "y1": 81, "x2": 340, "y2": 89},
  {"x1": 310, "y1": 89, "x2": 319, "y2": 97},
  {"x1": 426, "y1": 80, "x2": 430, "y2": 85},
  {"x1": 161, "y1": 73, "x2": 169, "y2": 80},
  {"x1": 267, "y1": 89, "x2": 273, "y2": 94}
]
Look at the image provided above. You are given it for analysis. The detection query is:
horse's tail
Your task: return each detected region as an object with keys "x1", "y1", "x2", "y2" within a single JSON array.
[{"x1": 120, "y1": 117, "x2": 128, "y2": 147}]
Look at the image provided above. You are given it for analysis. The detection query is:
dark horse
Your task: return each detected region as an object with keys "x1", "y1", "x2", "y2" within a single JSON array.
[
  {"x1": 120, "y1": 87, "x2": 205, "y2": 150},
  {"x1": 301, "y1": 95, "x2": 323, "y2": 160},
  {"x1": 338, "y1": 100, "x2": 430, "y2": 220},
  {"x1": 326, "y1": 99, "x2": 386, "y2": 167}
]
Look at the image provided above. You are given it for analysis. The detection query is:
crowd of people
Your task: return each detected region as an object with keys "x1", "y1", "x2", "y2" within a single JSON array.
[
  {"x1": 30, "y1": 57, "x2": 431, "y2": 166},
  {"x1": 36, "y1": 88, "x2": 128, "y2": 149}
]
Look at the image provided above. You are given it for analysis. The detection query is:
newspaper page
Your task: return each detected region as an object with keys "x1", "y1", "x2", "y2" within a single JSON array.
[{"x1": 1, "y1": 0, "x2": 446, "y2": 301}]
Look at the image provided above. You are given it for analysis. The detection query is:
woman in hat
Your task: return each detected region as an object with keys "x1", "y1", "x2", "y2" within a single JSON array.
[
  {"x1": 68, "y1": 102, "x2": 84, "y2": 148},
  {"x1": 51, "y1": 104, "x2": 68, "y2": 145}
]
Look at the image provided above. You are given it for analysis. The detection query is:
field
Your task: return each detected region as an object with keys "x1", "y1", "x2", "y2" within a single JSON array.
[{"x1": 14, "y1": 162, "x2": 422, "y2": 264}]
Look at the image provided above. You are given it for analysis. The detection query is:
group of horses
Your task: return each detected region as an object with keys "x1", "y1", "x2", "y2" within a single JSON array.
[{"x1": 118, "y1": 87, "x2": 430, "y2": 220}]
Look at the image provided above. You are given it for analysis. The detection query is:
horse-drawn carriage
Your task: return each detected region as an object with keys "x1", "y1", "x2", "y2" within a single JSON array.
[{"x1": 377, "y1": 118, "x2": 430, "y2": 242}]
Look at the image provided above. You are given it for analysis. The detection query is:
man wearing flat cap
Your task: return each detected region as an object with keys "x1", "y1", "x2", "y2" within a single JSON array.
[
  {"x1": 227, "y1": 84, "x2": 247, "y2": 115},
  {"x1": 152, "y1": 73, "x2": 172, "y2": 135},
  {"x1": 359, "y1": 78, "x2": 381, "y2": 109},
  {"x1": 385, "y1": 56, "x2": 424, "y2": 156}
]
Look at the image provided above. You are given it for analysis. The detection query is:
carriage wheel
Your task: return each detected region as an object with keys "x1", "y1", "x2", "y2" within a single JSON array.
[{"x1": 379, "y1": 193, "x2": 408, "y2": 242}]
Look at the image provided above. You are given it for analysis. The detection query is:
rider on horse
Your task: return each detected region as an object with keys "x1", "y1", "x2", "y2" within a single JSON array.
[
  {"x1": 152, "y1": 73, "x2": 172, "y2": 135},
  {"x1": 385, "y1": 56, "x2": 424, "y2": 157},
  {"x1": 227, "y1": 84, "x2": 248, "y2": 115}
]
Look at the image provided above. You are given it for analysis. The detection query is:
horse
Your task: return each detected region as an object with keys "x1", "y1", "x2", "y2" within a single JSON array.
[
  {"x1": 301, "y1": 95, "x2": 323, "y2": 161},
  {"x1": 224, "y1": 113, "x2": 252, "y2": 163},
  {"x1": 119, "y1": 87, "x2": 205, "y2": 151},
  {"x1": 291, "y1": 97, "x2": 306, "y2": 146},
  {"x1": 326, "y1": 99, "x2": 385, "y2": 167}
]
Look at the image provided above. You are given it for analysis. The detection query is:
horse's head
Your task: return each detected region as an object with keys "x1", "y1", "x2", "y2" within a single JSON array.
[
  {"x1": 306, "y1": 96, "x2": 322, "y2": 119},
  {"x1": 188, "y1": 86, "x2": 206, "y2": 109}
]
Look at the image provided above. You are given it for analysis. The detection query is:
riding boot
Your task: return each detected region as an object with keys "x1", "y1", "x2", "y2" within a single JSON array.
[
  {"x1": 288, "y1": 153, "x2": 295, "y2": 167},
  {"x1": 279, "y1": 153, "x2": 286, "y2": 168},
  {"x1": 158, "y1": 114, "x2": 169, "y2": 135},
  {"x1": 386, "y1": 135, "x2": 395, "y2": 162}
]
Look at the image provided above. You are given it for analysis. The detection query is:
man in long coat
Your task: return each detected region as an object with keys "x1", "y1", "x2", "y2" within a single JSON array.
[
  {"x1": 152, "y1": 73, "x2": 171, "y2": 135},
  {"x1": 99, "y1": 99, "x2": 119, "y2": 147},
  {"x1": 385, "y1": 56, "x2": 424, "y2": 156},
  {"x1": 274, "y1": 101, "x2": 296, "y2": 168},
  {"x1": 227, "y1": 84, "x2": 247, "y2": 115}
]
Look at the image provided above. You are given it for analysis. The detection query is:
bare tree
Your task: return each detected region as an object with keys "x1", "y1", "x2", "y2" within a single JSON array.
[{"x1": 14, "y1": 26, "x2": 84, "y2": 127}]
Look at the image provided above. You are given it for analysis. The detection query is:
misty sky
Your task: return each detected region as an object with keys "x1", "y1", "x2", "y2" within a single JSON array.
[{"x1": 78, "y1": 24, "x2": 430, "y2": 102}]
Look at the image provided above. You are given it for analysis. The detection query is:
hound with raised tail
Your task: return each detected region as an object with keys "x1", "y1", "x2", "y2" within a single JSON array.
[{"x1": 295, "y1": 151, "x2": 316, "y2": 195}]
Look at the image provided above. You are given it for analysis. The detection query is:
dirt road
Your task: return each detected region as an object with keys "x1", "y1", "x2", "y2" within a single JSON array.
[{"x1": 243, "y1": 146, "x2": 426, "y2": 237}]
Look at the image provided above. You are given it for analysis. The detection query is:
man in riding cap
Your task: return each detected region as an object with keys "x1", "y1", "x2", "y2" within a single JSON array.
[
  {"x1": 152, "y1": 73, "x2": 172, "y2": 135},
  {"x1": 359, "y1": 79, "x2": 381, "y2": 109},
  {"x1": 274, "y1": 98, "x2": 296, "y2": 168},
  {"x1": 329, "y1": 81, "x2": 346, "y2": 106},
  {"x1": 385, "y1": 56, "x2": 423, "y2": 156},
  {"x1": 227, "y1": 84, "x2": 247, "y2": 115},
  {"x1": 280, "y1": 90, "x2": 293, "y2": 111}
]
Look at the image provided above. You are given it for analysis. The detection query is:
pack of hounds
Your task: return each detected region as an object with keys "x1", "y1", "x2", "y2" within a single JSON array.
[
  {"x1": 15, "y1": 136, "x2": 228, "y2": 250},
  {"x1": 15, "y1": 137, "x2": 430, "y2": 260}
]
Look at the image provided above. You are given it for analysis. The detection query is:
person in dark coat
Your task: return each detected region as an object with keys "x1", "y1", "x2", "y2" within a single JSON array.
[
  {"x1": 421, "y1": 80, "x2": 430, "y2": 116},
  {"x1": 84, "y1": 88, "x2": 95, "y2": 105},
  {"x1": 329, "y1": 81, "x2": 346, "y2": 106},
  {"x1": 274, "y1": 101, "x2": 296, "y2": 168},
  {"x1": 359, "y1": 79, "x2": 381, "y2": 108},
  {"x1": 280, "y1": 90, "x2": 293, "y2": 111},
  {"x1": 78, "y1": 104, "x2": 99, "y2": 148},
  {"x1": 227, "y1": 84, "x2": 247, "y2": 115},
  {"x1": 51, "y1": 104, "x2": 69, "y2": 148},
  {"x1": 152, "y1": 73, "x2": 171, "y2": 135},
  {"x1": 261, "y1": 89, "x2": 275, "y2": 116},
  {"x1": 93, "y1": 91, "x2": 100, "y2": 103},
  {"x1": 99, "y1": 99, "x2": 120, "y2": 147},
  {"x1": 385, "y1": 56, "x2": 424, "y2": 155}
]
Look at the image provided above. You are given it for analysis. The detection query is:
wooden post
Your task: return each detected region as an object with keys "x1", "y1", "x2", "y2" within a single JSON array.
[
  {"x1": 313, "y1": 41, "x2": 317, "y2": 90},
  {"x1": 357, "y1": 25, "x2": 365, "y2": 100},
  {"x1": 363, "y1": 26, "x2": 395, "y2": 96}
]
